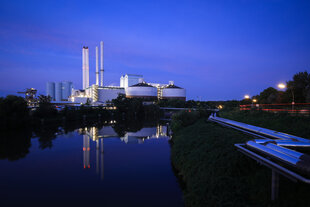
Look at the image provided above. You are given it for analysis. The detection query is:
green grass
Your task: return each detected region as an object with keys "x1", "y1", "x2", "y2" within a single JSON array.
[
  {"x1": 170, "y1": 117, "x2": 310, "y2": 207},
  {"x1": 219, "y1": 109, "x2": 310, "y2": 139}
]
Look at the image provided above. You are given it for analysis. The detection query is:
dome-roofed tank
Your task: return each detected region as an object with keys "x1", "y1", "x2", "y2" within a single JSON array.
[
  {"x1": 125, "y1": 82, "x2": 157, "y2": 100},
  {"x1": 162, "y1": 81, "x2": 186, "y2": 101}
]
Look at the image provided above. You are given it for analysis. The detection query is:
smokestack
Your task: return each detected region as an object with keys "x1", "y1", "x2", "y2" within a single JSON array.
[
  {"x1": 100, "y1": 41, "x2": 104, "y2": 87},
  {"x1": 96, "y1": 46, "x2": 99, "y2": 86},
  {"x1": 82, "y1": 46, "x2": 89, "y2": 89},
  {"x1": 85, "y1": 47, "x2": 89, "y2": 88},
  {"x1": 82, "y1": 47, "x2": 85, "y2": 89}
]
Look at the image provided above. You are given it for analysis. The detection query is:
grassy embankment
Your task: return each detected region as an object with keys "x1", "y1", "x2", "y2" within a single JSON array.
[
  {"x1": 170, "y1": 110, "x2": 310, "y2": 206},
  {"x1": 219, "y1": 109, "x2": 310, "y2": 139}
]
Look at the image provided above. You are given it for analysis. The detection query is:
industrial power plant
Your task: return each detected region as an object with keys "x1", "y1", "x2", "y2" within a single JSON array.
[{"x1": 47, "y1": 41, "x2": 186, "y2": 105}]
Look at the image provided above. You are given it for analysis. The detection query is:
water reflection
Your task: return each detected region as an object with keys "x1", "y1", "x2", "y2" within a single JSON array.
[
  {"x1": 81, "y1": 122, "x2": 170, "y2": 144},
  {"x1": 1, "y1": 120, "x2": 183, "y2": 206},
  {"x1": 0, "y1": 130, "x2": 32, "y2": 161},
  {"x1": 79, "y1": 123, "x2": 171, "y2": 181}
]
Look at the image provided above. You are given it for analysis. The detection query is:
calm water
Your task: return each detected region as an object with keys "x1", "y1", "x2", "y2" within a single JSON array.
[{"x1": 0, "y1": 123, "x2": 183, "y2": 206}]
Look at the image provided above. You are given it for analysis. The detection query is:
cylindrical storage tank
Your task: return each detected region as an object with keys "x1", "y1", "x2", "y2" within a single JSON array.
[
  {"x1": 125, "y1": 83, "x2": 157, "y2": 100},
  {"x1": 46, "y1": 82, "x2": 55, "y2": 101},
  {"x1": 55, "y1": 82, "x2": 62, "y2": 102},
  {"x1": 62, "y1": 81, "x2": 73, "y2": 100},
  {"x1": 162, "y1": 84, "x2": 186, "y2": 101}
]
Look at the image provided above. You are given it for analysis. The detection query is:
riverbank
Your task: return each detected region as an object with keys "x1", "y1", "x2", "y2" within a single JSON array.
[
  {"x1": 0, "y1": 95, "x2": 161, "y2": 131},
  {"x1": 170, "y1": 112, "x2": 310, "y2": 206},
  {"x1": 219, "y1": 109, "x2": 310, "y2": 138}
]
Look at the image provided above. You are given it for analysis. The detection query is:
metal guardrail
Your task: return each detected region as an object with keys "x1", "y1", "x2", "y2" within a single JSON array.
[
  {"x1": 209, "y1": 115, "x2": 310, "y2": 184},
  {"x1": 235, "y1": 144, "x2": 310, "y2": 183}
]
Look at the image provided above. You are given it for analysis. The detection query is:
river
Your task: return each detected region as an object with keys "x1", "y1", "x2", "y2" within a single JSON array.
[{"x1": 0, "y1": 121, "x2": 183, "y2": 206}]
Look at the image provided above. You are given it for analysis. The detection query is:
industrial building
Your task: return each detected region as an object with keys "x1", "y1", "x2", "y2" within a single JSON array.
[
  {"x1": 125, "y1": 82, "x2": 158, "y2": 100},
  {"x1": 46, "y1": 81, "x2": 73, "y2": 101},
  {"x1": 69, "y1": 41, "x2": 186, "y2": 105},
  {"x1": 158, "y1": 81, "x2": 186, "y2": 101},
  {"x1": 46, "y1": 82, "x2": 55, "y2": 100},
  {"x1": 120, "y1": 74, "x2": 143, "y2": 88}
]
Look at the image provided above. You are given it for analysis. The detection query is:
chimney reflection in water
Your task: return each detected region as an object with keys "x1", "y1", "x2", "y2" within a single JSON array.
[
  {"x1": 83, "y1": 134, "x2": 90, "y2": 169},
  {"x1": 82, "y1": 127, "x2": 104, "y2": 180}
]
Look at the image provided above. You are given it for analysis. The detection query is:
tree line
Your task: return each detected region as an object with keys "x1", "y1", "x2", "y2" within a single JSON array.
[{"x1": 251, "y1": 71, "x2": 310, "y2": 104}]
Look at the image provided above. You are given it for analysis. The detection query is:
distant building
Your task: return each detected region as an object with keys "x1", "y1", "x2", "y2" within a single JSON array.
[
  {"x1": 46, "y1": 82, "x2": 55, "y2": 101},
  {"x1": 120, "y1": 74, "x2": 143, "y2": 88},
  {"x1": 55, "y1": 82, "x2": 62, "y2": 102},
  {"x1": 46, "y1": 81, "x2": 73, "y2": 102},
  {"x1": 62, "y1": 81, "x2": 73, "y2": 100}
]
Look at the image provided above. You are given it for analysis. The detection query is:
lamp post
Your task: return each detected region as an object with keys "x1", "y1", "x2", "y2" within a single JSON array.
[
  {"x1": 244, "y1": 95, "x2": 251, "y2": 109},
  {"x1": 277, "y1": 83, "x2": 294, "y2": 110}
]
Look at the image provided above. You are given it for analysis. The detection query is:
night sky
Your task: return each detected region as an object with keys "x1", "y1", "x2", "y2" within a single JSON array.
[{"x1": 0, "y1": 0, "x2": 309, "y2": 100}]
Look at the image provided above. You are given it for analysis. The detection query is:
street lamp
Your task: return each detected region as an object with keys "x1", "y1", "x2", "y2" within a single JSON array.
[
  {"x1": 252, "y1": 99, "x2": 257, "y2": 103},
  {"x1": 244, "y1": 95, "x2": 250, "y2": 99},
  {"x1": 277, "y1": 83, "x2": 286, "y2": 89}
]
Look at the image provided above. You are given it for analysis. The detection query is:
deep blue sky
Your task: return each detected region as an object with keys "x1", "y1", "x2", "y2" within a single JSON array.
[{"x1": 0, "y1": 0, "x2": 309, "y2": 100}]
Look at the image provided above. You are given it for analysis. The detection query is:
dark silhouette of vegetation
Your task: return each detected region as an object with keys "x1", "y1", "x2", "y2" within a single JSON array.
[
  {"x1": 0, "y1": 130, "x2": 32, "y2": 161},
  {"x1": 253, "y1": 87, "x2": 280, "y2": 104},
  {"x1": 206, "y1": 100, "x2": 240, "y2": 109},
  {"x1": 33, "y1": 124, "x2": 60, "y2": 149},
  {"x1": 157, "y1": 98, "x2": 211, "y2": 109},
  {"x1": 286, "y1": 71, "x2": 310, "y2": 103},
  {"x1": 252, "y1": 71, "x2": 310, "y2": 104},
  {"x1": 112, "y1": 119, "x2": 145, "y2": 137},
  {"x1": 111, "y1": 94, "x2": 160, "y2": 121},
  {"x1": 170, "y1": 110, "x2": 210, "y2": 132},
  {"x1": 0, "y1": 95, "x2": 29, "y2": 129},
  {"x1": 33, "y1": 95, "x2": 57, "y2": 118}
]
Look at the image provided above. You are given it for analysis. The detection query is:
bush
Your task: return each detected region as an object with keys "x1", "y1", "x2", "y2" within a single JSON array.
[{"x1": 171, "y1": 111, "x2": 201, "y2": 132}]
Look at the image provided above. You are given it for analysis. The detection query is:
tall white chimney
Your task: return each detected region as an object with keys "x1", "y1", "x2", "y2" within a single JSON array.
[
  {"x1": 100, "y1": 41, "x2": 104, "y2": 87},
  {"x1": 95, "y1": 46, "x2": 99, "y2": 86},
  {"x1": 82, "y1": 47, "x2": 86, "y2": 89},
  {"x1": 83, "y1": 47, "x2": 89, "y2": 89}
]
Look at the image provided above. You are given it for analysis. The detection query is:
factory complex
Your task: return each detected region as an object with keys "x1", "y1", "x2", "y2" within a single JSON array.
[{"x1": 47, "y1": 41, "x2": 186, "y2": 105}]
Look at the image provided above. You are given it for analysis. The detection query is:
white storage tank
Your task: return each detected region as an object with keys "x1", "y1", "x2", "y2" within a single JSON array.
[
  {"x1": 46, "y1": 82, "x2": 55, "y2": 101},
  {"x1": 55, "y1": 82, "x2": 62, "y2": 102},
  {"x1": 125, "y1": 82, "x2": 157, "y2": 99},
  {"x1": 162, "y1": 83, "x2": 186, "y2": 101}
]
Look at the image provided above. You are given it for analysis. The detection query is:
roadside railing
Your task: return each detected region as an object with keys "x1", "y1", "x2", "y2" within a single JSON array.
[{"x1": 240, "y1": 103, "x2": 310, "y2": 114}]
